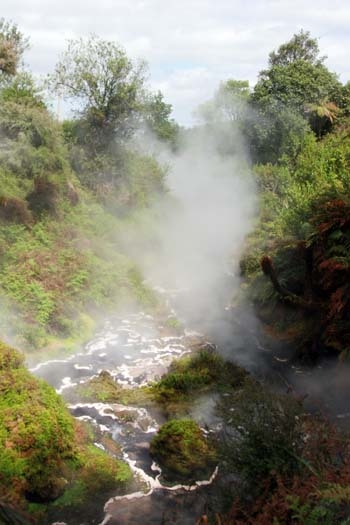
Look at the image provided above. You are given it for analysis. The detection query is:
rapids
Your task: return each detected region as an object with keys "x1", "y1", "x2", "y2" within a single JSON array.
[{"x1": 29, "y1": 311, "x2": 219, "y2": 524}]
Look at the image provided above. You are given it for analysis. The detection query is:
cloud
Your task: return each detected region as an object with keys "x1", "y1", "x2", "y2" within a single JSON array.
[{"x1": 2, "y1": 0, "x2": 350, "y2": 124}]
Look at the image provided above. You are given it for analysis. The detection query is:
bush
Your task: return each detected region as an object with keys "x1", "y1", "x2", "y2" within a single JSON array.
[
  {"x1": 26, "y1": 176, "x2": 59, "y2": 216},
  {"x1": 0, "y1": 196, "x2": 32, "y2": 224},
  {"x1": 218, "y1": 379, "x2": 303, "y2": 483}
]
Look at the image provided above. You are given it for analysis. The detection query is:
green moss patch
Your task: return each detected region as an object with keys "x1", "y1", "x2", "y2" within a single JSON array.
[
  {"x1": 0, "y1": 341, "x2": 132, "y2": 522},
  {"x1": 151, "y1": 349, "x2": 247, "y2": 413},
  {"x1": 150, "y1": 419, "x2": 217, "y2": 482},
  {"x1": 77, "y1": 370, "x2": 154, "y2": 406},
  {"x1": 0, "y1": 341, "x2": 76, "y2": 503}
]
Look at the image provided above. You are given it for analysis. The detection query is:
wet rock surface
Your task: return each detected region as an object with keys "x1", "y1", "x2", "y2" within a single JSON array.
[{"x1": 28, "y1": 311, "x2": 218, "y2": 524}]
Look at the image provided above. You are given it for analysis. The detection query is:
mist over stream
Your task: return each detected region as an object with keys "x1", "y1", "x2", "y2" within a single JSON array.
[{"x1": 26, "y1": 124, "x2": 349, "y2": 525}]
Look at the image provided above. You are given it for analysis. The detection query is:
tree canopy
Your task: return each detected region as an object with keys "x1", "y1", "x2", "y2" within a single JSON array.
[
  {"x1": 50, "y1": 35, "x2": 146, "y2": 149},
  {"x1": 142, "y1": 90, "x2": 179, "y2": 145},
  {"x1": 246, "y1": 30, "x2": 344, "y2": 160},
  {"x1": 268, "y1": 29, "x2": 324, "y2": 67}
]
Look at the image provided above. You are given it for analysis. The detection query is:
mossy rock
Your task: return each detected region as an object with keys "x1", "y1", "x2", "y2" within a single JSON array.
[
  {"x1": 149, "y1": 419, "x2": 217, "y2": 482},
  {"x1": 78, "y1": 369, "x2": 123, "y2": 402},
  {"x1": 151, "y1": 349, "x2": 247, "y2": 411},
  {"x1": 0, "y1": 341, "x2": 76, "y2": 503},
  {"x1": 46, "y1": 440, "x2": 132, "y2": 525},
  {"x1": 0, "y1": 341, "x2": 132, "y2": 519},
  {"x1": 77, "y1": 370, "x2": 154, "y2": 406}
]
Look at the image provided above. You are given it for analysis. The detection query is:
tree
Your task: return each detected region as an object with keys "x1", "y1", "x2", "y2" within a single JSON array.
[
  {"x1": 248, "y1": 31, "x2": 342, "y2": 160},
  {"x1": 142, "y1": 90, "x2": 179, "y2": 146},
  {"x1": 196, "y1": 79, "x2": 249, "y2": 124},
  {"x1": 253, "y1": 58, "x2": 341, "y2": 115},
  {"x1": 193, "y1": 79, "x2": 250, "y2": 157},
  {"x1": 0, "y1": 18, "x2": 28, "y2": 80},
  {"x1": 0, "y1": 72, "x2": 45, "y2": 107},
  {"x1": 245, "y1": 105, "x2": 312, "y2": 164},
  {"x1": 268, "y1": 29, "x2": 324, "y2": 67},
  {"x1": 305, "y1": 98, "x2": 340, "y2": 137},
  {"x1": 50, "y1": 35, "x2": 146, "y2": 150}
]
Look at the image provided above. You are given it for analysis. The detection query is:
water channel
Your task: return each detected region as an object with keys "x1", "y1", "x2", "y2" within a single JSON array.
[
  {"x1": 27, "y1": 287, "x2": 350, "y2": 524},
  {"x1": 29, "y1": 303, "x2": 225, "y2": 525}
]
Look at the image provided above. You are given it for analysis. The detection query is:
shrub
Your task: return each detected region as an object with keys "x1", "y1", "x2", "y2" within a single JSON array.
[
  {"x1": 218, "y1": 379, "x2": 303, "y2": 483},
  {"x1": 0, "y1": 196, "x2": 32, "y2": 224}
]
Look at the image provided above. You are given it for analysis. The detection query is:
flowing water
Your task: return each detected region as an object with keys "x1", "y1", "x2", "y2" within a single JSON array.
[
  {"x1": 27, "y1": 292, "x2": 350, "y2": 524},
  {"x1": 29, "y1": 310, "x2": 220, "y2": 525}
]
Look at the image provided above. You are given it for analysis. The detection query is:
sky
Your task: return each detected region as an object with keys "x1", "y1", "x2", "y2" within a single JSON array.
[{"x1": 2, "y1": 0, "x2": 350, "y2": 125}]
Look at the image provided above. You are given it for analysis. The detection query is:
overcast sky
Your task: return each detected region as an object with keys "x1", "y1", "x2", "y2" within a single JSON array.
[{"x1": 2, "y1": 0, "x2": 350, "y2": 124}]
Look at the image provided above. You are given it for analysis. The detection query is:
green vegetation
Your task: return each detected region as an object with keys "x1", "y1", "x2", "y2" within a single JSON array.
[
  {"x1": 0, "y1": 341, "x2": 75, "y2": 504},
  {"x1": 218, "y1": 379, "x2": 304, "y2": 483},
  {"x1": 0, "y1": 341, "x2": 131, "y2": 521},
  {"x1": 49, "y1": 444, "x2": 131, "y2": 512},
  {"x1": 0, "y1": 18, "x2": 28, "y2": 79},
  {"x1": 150, "y1": 419, "x2": 217, "y2": 482},
  {"x1": 1, "y1": 18, "x2": 350, "y2": 525},
  {"x1": 152, "y1": 348, "x2": 246, "y2": 415},
  {"x1": 0, "y1": 25, "x2": 178, "y2": 350},
  {"x1": 195, "y1": 29, "x2": 350, "y2": 525},
  {"x1": 50, "y1": 35, "x2": 145, "y2": 149},
  {"x1": 76, "y1": 369, "x2": 153, "y2": 406},
  {"x1": 215, "y1": 386, "x2": 350, "y2": 525},
  {"x1": 219, "y1": 30, "x2": 350, "y2": 363},
  {"x1": 77, "y1": 347, "x2": 247, "y2": 414}
]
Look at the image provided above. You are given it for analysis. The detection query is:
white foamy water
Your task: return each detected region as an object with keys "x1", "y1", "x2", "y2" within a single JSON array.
[{"x1": 27, "y1": 310, "x2": 217, "y2": 524}]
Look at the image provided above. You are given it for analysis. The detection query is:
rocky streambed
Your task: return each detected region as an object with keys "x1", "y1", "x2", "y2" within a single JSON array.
[{"x1": 29, "y1": 311, "x2": 221, "y2": 524}]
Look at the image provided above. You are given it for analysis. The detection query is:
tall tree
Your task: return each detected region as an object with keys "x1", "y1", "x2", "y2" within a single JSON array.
[
  {"x1": 268, "y1": 29, "x2": 324, "y2": 67},
  {"x1": 248, "y1": 30, "x2": 342, "y2": 161},
  {"x1": 50, "y1": 35, "x2": 146, "y2": 150},
  {"x1": 252, "y1": 30, "x2": 342, "y2": 115}
]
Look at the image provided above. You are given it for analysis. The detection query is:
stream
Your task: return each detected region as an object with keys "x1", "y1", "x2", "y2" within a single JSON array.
[
  {"x1": 28, "y1": 307, "x2": 223, "y2": 525},
  {"x1": 27, "y1": 289, "x2": 350, "y2": 524}
]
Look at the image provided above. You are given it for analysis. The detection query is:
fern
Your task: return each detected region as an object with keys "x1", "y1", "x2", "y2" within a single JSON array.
[{"x1": 317, "y1": 483, "x2": 350, "y2": 504}]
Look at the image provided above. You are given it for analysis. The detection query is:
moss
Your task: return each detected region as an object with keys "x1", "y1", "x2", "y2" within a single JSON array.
[
  {"x1": 0, "y1": 341, "x2": 132, "y2": 522},
  {"x1": 78, "y1": 370, "x2": 122, "y2": 402},
  {"x1": 0, "y1": 341, "x2": 76, "y2": 504},
  {"x1": 78, "y1": 350, "x2": 247, "y2": 415},
  {"x1": 151, "y1": 349, "x2": 247, "y2": 411},
  {"x1": 79, "y1": 445, "x2": 131, "y2": 492},
  {"x1": 77, "y1": 370, "x2": 154, "y2": 406},
  {"x1": 150, "y1": 419, "x2": 217, "y2": 482},
  {"x1": 0, "y1": 341, "x2": 24, "y2": 369}
]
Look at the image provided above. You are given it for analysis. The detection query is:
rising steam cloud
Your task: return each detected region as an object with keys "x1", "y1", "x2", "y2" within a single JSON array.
[{"x1": 131, "y1": 120, "x2": 257, "y2": 333}]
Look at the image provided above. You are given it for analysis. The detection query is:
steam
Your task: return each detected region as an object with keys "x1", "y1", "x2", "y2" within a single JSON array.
[{"x1": 129, "y1": 120, "x2": 257, "y2": 335}]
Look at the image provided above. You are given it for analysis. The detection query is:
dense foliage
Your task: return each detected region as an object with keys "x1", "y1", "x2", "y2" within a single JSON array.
[
  {"x1": 222, "y1": 30, "x2": 350, "y2": 363},
  {"x1": 0, "y1": 29, "x2": 177, "y2": 349}
]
